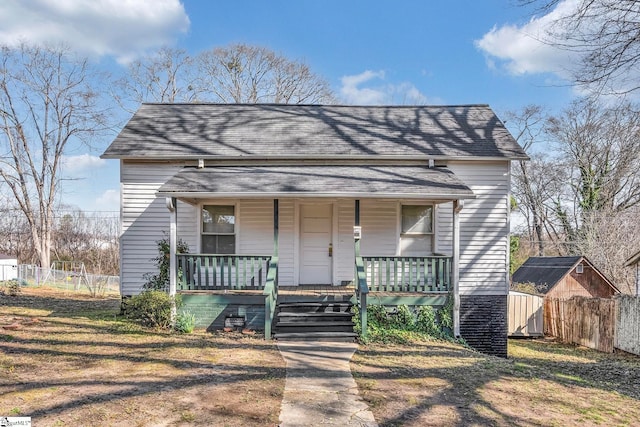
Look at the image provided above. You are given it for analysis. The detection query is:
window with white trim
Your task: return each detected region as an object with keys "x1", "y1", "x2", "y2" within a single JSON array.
[
  {"x1": 401, "y1": 205, "x2": 433, "y2": 235},
  {"x1": 201, "y1": 205, "x2": 236, "y2": 254}
]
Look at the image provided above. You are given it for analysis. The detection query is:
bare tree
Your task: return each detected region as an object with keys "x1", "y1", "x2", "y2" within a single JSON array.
[
  {"x1": 0, "y1": 206, "x2": 35, "y2": 263},
  {"x1": 116, "y1": 44, "x2": 335, "y2": 109},
  {"x1": 195, "y1": 44, "x2": 335, "y2": 104},
  {"x1": 546, "y1": 98, "x2": 640, "y2": 216},
  {"x1": 115, "y1": 46, "x2": 198, "y2": 109},
  {"x1": 575, "y1": 207, "x2": 639, "y2": 294},
  {"x1": 521, "y1": 0, "x2": 640, "y2": 94},
  {"x1": 0, "y1": 43, "x2": 109, "y2": 268},
  {"x1": 53, "y1": 208, "x2": 119, "y2": 275},
  {"x1": 509, "y1": 100, "x2": 640, "y2": 291},
  {"x1": 508, "y1": 106, "x2": 567, "y2": 255},
  {"x1": 536, "y1": 99, "x2": 640, "y2": 291}
]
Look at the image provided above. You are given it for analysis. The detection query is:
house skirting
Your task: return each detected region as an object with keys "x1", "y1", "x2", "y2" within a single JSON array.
[
  {"x1": 180, "y1": 294, "x2": 265, "y2": 331},
  {"x1": 460, "y1": 294, "x2": 507, "y2": 357}
]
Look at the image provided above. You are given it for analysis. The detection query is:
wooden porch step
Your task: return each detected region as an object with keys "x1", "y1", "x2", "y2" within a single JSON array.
[
  {"x1": 273, "y1": 300, "x2": 356, "y2": 339},
  {"x1": 277, "y1": 311, "x2": 353, "y2": 319},
  {"x1": 278, "y1": 301, "x2": 353, "y2": 306},
  {"x1": 275, "y1": 320, "x2": 355, "y2": 333},
  {"x1": 277, "y1": 302, "x2": 353, "y2": 313},
  {"x1": 276, "y1": 321, "x2": 355, "y2": 328},
  {"x1": 274, "y1": 331, "x2": 358, "y2": 341},
  {"x1": 277, "y1": 313, "x2": 353, "y2": 324}
]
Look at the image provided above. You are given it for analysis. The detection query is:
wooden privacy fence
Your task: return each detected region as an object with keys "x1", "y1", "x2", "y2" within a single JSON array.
[
  {"x1": 544, "y1": 297, "x2": 616, "y2": 353},
  {"x1": 615, "y1": 295, "x2": 640, "y2": 356}
]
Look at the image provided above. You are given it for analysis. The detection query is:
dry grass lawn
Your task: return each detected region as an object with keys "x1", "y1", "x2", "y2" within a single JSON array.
[
  {"x1": 351, "y1": 338, "x2": 640, "y2": 426},
  {"x1": 2, "y1": 286, "x2": 639, "y2": 426},
  {"x1": 0, "y1": 287, "x2": 285, "y2": 426}
]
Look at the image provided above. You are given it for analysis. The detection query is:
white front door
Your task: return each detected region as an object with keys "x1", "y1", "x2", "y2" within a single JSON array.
[{"x1": 299, "y1": 203, "x2": 333, "y2": 284}]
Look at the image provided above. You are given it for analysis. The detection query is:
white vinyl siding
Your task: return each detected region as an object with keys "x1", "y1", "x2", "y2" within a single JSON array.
[
  {"x1": 336, "y1": 199, "x2": 355, "y2": 283},
  {"x1": 177, "y1": 201, "x2": 198, "y2": 252},
  {"x1": 119, "y1": 160, "x2": 510, "y2": 296},
  {"x1": 448, "y1": 161, "x2": 510, "y2": 296},
  {"x1": 237, "y1": 200, "x2": 273, "y2": 255},
  {"x1": 435, "y1": 202, "x2": 453, "y2": 255},
  {"x1": 359, "y1": 200, "x2": 398, "y2": 257},
  {"x1": 278, "y1": 199, "x2": 296, "y2": 286},
  {"x1": 120, "y1": 162, "x2": 184, "y2": 296}
]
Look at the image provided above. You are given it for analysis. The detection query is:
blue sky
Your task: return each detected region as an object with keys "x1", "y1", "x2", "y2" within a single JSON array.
[{"x1": 0, "y1": 0, "x2": 583, "y2": 213}]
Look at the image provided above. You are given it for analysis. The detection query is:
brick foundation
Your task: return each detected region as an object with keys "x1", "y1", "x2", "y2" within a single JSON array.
[{"x1": 460, "y1": 294, "x2": 508, "y2": 357}]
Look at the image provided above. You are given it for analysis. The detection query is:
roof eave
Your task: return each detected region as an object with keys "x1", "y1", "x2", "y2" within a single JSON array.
[
  {"x1": 157, "y1": 191, "x2": 477, "y2": 200},
  {"x1": 102, "y1": 154, "x2": 530, "y2": 161}
]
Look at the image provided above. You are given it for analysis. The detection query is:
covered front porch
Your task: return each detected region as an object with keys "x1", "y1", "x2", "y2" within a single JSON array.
[
  {"x1": 174, "y1": 251, "x2": 454, "y2": 337},
  {"x1": 160, "y1": 164, "x2": 473, "y2": 338}
]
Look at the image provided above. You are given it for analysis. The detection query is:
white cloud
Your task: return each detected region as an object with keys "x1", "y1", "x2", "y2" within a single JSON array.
[
  {"x1": 94, "y1": 189, "x2": 120, "y2": 211},
  {"x1": 62, "y1": 154, "x2": 106, "y2": 176},
  {"x1": 339, "y1": 70, "x2": 431, "y2": 105},
  {"x1": 0, "y1": 0, "x2": 189, "y2": 63},
  {"x1": 475, "y1": 0, "x2": 580, "y2": 77}
]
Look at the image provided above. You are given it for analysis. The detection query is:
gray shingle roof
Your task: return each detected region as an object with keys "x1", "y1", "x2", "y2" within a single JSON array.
[
  {"x1": 157, "y1": 165, "x2": 475, "y2": 199},
  {"x1": 102, "y1": 104, "x2": 527, "y2": 160},
  {"x1": 512, "y1": 256, "x2": 583, "y2": 294},
  {"x1": 512, "y1": 256, "x2": 619, "y2": 295}
]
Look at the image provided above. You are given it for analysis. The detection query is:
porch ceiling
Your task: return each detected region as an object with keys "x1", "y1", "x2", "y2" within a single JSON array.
[{"x1": 157, "y1": 165, "x2": 475, "y2": 201}]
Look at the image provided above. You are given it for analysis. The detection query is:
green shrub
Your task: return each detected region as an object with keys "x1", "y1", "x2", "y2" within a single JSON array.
[
  {"x1": 438, "y1": 293, "x2": 454, "y2": 334},
  {"x1": 174, "y1": 310, "x2": 196, "y2": 333},
  {"x1": 353, "y1": 295, "x2": 458, "y2": 344},
  {"x1": 123, "y1": 290, "x2": 181, "y2": 329},
  {"x1": 391, "y1": 304, "x2": 415, "y2": 329},
  {"x1": 0, "y1": 280, "x2": 21, "y2": 297},
  {"x1": 415, "y1": 305, "x2": 439, "y2": 335},
  {"x1": 143, "y1": 235, "x2": 189, "y2": 291}
]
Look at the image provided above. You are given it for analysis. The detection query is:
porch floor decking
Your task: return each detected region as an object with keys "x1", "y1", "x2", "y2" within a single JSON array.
[
  {"x1": 279, "y1": 285, "x2": 448, "y2": 299},
  {"x1": 179, "y1": 289, "x2": 266, "y2": 295},
  {"x1": 179, "y1": 286, "x2": 447, "y2": 298},
  {"x1": 279, "y1": 285, "x2": 355, "y2": 297}
]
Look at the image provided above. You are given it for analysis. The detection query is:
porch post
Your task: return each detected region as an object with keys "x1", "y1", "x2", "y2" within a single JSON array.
[
  {"x1": 453, "y1": 199, "x2": 463, "y2": 337},
  {"x1": 264, "y1": 199, "x2": 279, "y2": 340},
  {"x1": 166, "y1": 197, "x2": 178, "y2": 319},
  {"x1": 355, "y1": 199, "x2": 367, "y2": 337},
  {"x1": 273, "y1": 199, "x2": 279, "y2": 256},
  {"x1": 355, "y1": 199, "x2": 360, "y2": 257}
]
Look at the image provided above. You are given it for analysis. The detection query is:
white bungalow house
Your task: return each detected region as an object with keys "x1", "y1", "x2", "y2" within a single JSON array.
[{"x1": 102, "y1": 103, "x2": 527, "y2": 356}]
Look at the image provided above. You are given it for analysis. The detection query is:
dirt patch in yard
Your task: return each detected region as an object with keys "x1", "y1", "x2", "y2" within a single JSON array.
[
  {"x1": 352, "y1": 338, "x2": 640, "y2": 426},
  {"x1": 0, "y1": 287, "x2": 285, "y2": 426}
]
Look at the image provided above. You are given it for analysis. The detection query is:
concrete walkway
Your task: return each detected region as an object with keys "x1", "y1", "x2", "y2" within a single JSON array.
[{"x1": 278, "y1": 340, "x2": 378, "y2": 427}]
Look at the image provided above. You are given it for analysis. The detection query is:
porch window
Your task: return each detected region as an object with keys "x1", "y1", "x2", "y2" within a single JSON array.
[
  {"x1": 201, "y1": 205, "x2": 235, "y2": 254},
  {"x1": 401, "y1": 205, "x2": 433, "y2": 235}
]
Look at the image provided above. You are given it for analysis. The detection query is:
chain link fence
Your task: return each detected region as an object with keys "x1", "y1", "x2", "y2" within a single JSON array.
[{"x1": 13, "y1": 264, "x2": 120, "y2": 297}]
